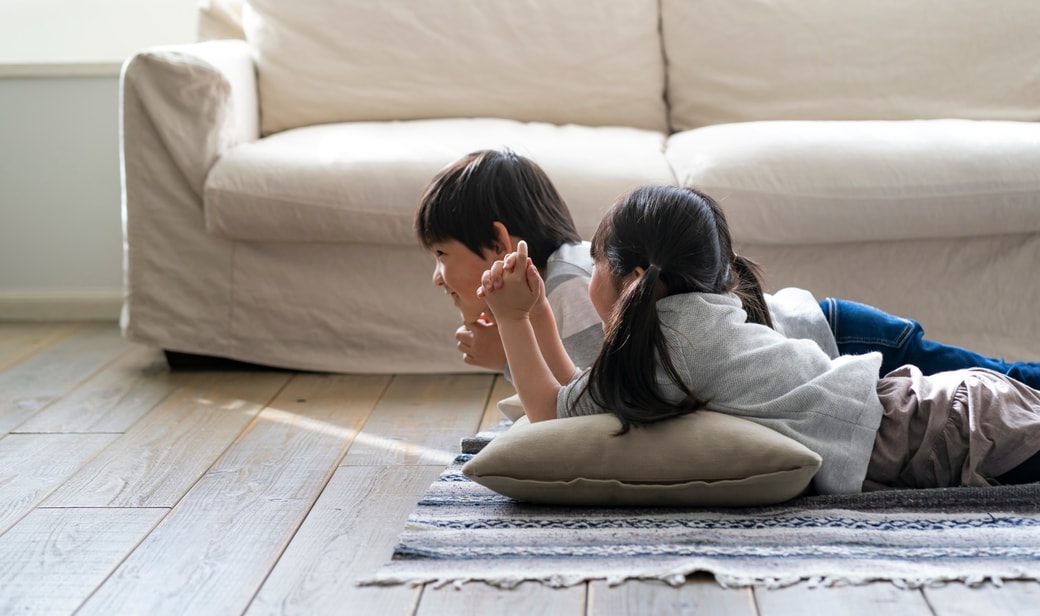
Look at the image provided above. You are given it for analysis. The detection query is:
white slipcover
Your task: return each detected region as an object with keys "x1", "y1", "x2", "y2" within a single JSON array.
[{"x1": 118, "y1": 2, "x2": 1040, "y2": 373}]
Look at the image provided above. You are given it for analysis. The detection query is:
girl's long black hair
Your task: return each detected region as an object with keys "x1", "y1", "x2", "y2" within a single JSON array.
[{"x1": 584, "y1": 185, "x2": 772, "y2": 433}]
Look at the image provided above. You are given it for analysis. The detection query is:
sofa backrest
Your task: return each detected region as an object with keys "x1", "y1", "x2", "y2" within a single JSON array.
[
  {"x1": 662, "y1": 0, "x2": 1040, "y2": 131},
  {"x1": 244, "y1": 0, "x2": 668, "y2": 136},
  {"x1": 198, "y1": 0, "x2": 245, "y2": 41}
]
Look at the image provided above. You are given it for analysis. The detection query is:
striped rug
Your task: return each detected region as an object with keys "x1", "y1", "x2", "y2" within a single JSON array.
[{"x1": 358, "y1": 454, "x2": 1040, "y2": 589}]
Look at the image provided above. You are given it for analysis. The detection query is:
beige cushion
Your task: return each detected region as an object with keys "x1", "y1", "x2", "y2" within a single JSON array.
[
  {"x1": 203, "y1": 118, "x2": 674, "y2": 245},
  {"x1": 666, "y1": 119, "x2": 1040, "y2": 245},
  {"x1": 662, "y1": 0, "x2": 1040, "y2": 130},
  {"x1": 462, "y1": 413, "x2": 822, "y2": 507},
  {"x1": 244, "y1": 0, "x2": 668, "y2": 136},
  {"x1": 497, "y1": 394, "x2": 525, "y2": 422}
]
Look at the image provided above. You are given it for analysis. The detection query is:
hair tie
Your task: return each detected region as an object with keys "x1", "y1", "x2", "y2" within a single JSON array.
[{"x1": 714, "y1": 264, "x2": 733, "y2": 290}]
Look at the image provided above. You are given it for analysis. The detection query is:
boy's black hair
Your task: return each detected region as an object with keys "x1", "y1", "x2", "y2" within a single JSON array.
[
  {"x1": 585, "y1": 185, "x2": 773, "y2": 433},
  {"x1": 414, "y1": 148, "x2": 581, "y2": 269}
]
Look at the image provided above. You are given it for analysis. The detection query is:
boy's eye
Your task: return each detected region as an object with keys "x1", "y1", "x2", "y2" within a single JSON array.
[{"x1": 434, "y1": 250, "x2": 446, "y2": 258}]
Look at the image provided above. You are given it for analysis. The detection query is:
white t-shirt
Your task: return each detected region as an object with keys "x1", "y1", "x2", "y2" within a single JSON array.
[{"x1": 543, "y1": 242, "x2": 602, "y2": 370}]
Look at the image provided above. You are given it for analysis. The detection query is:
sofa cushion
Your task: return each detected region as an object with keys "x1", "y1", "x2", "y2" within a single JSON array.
[
  {"x1": 204, "y1": 118, "x2": 675, "y2": 245},
  {"x1": 462, "y1": 412, "x2": 822, "y2": 507},
  {"x1": 662, "y1": 0, "x2": 1040, "y2": 131},
  {"x1": 665, "y1": 119, "x2": 1040, "y2": 245},
  {"x1": 244, "y1": 0, "x2": 668, "y2": 136}
]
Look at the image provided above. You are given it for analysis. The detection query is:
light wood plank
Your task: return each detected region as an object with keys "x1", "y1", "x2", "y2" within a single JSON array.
[
  {"x1": 924, "y1": 581, "x2": 1040, "y2": 615},
  {"x1": 74, "y1": 374, "x2": 390, "y2": 616},
  {"x1": 589, "y1": 576, "x2": 757, "y2": 615},
  {"x1": 0, "y1": 323, "x2": 129, "y2": 435},
  {"x1": 755, "y1": 584, "x2": 933, "y2": 616},
  {"x1": 341, "y1": 373, "x2": 493, "y2": 466},
  {"x1": 0, "y1": 433, "x2": 118, "y2": 534},
  {"x1": 0, "y1": 507, "x2": 167, "y2": 615},
  {"x1": 15, "y1": 344, "x2": 172, "y2": 433},
  {"x1": 0, "y1": 322, "x2": 81, "y2": 372},
  {"x1": 419, "y1": 581, "x2": 586, "y2": 615},
  {"x1": 246, "y1": 465, "x2": 441, "y2": 616},
  {"x1": 41, "y1": 371, "x2": 290, "y2": 508},
  {"x1": 477, "y1": 375, "x2": 516, "y2": 432}
]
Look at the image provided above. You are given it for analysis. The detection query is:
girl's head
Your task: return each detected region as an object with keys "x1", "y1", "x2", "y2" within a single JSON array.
[
  {"x1": 589, "y1": 185, "x2": 772, "y2": 328},
  {"x1": 415, "y1": 148, "x2": 581, "y2": 320},
  {"x1": 584, "y1": 185, "x2": 772, "y2": 432}
]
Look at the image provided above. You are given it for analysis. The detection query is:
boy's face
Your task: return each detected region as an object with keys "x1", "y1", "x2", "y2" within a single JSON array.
[{"x1": 429, "y1": 240, "x2": 498, "y2": 323}]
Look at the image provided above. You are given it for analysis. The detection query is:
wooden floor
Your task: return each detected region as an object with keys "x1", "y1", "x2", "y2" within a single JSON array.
[{"x1": 1, "y1": 322, "x2": 1037, "y2": 615}]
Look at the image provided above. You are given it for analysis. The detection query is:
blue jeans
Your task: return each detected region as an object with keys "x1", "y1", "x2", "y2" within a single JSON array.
[{"x1": 819, "y1": 298, "x2": 1040, "y2": 389}]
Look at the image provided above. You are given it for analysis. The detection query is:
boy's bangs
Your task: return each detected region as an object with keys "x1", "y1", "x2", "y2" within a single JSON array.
[{"x1": 416, "y1": 181, "x2": 494, "y2": 256}]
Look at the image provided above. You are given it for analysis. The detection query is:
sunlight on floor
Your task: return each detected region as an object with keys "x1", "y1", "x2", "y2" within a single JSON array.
[{"x1": 252, "y1": 406, "x2": 457, "y2": 464}]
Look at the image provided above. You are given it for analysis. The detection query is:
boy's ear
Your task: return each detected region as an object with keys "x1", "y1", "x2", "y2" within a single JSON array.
[{"x1": 491, "y1": 222, "x2": 512, "y2": 256}]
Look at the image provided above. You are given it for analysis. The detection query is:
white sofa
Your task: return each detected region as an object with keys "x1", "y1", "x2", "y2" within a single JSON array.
[{"x1": 119, "y1": 0, "x2": 1040, "y2": 374}]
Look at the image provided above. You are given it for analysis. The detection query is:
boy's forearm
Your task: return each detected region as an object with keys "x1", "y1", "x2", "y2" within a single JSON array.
[
  {"x1": 496, "y1": 317, "x2": 561, "y2": 423},
  {"x1": 530, "y1": 301, "x2": 578, "y2": 385}
]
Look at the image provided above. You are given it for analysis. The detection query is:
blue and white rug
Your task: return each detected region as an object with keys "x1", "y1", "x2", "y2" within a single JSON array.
[{"x1": 359, "y1": 454, "x2": 1040, "y2": 589}]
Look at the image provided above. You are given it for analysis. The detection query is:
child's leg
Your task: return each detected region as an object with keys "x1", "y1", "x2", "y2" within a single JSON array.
[
  {"x1": 820, "y1": 298, "x2": 1040, "y2": 388},
  {"x1": 869, "y1": 366, "x2": 1040, "y2": 489}
]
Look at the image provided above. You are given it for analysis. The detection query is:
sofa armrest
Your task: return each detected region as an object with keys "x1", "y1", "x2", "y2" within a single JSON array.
[{"x1": 120, "y1": 39, "x2": 258, "y2": 199}]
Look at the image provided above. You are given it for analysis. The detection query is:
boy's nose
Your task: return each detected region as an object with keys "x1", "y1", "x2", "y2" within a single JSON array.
[{"x1": 432, "y1": 266, "x2": 444, "y2": 286}]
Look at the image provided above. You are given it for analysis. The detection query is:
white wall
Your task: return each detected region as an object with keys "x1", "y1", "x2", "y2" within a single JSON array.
[
  {"x1": 0, "y1": 75, "x2": 124, "y2": 318},
  {"x1": 0, "y1": 0, "x2": 197, "y2": 64},
  {"x1": 0, "y1": 0, "x2": 198, "y2": 320}
]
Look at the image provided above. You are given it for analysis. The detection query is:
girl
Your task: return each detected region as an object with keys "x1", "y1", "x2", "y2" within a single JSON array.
[
  {"x1": 479, "y1": 185, "x2": 1040, "y2": 494},
  {"x1": 416, "y1": 149, "x2": 1040, "y2": 388}
]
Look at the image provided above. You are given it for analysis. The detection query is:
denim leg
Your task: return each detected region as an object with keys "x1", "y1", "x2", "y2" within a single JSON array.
[
  {"x1": 820, "y1": 298, "x2": 1040, "y2": 388},
  {"x1": 819, "y1": 298, "x2": 915, "y2": 377}
]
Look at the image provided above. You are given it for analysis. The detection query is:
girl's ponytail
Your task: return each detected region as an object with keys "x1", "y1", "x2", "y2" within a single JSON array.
[
  {"x1": 731, "y1": 255, "x2": 774, "y2": 329},
  {"x1": 703, "y1": 193, "x2": 774, "y2": 329}
]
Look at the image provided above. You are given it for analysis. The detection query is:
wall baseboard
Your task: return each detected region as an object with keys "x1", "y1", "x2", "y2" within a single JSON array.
[
  {"x1": 0, "y1": 290, "x2": 123, "y2": 321},
  {"x1": 0, "y1": 62, "x2": 123, "y2": 79}
]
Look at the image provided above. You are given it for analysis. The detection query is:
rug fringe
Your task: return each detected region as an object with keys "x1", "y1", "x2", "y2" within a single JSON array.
[
  {"x1": 357, "y1": 568, "x2": 1033, "y2": 590},
  {"x1": 703, "y1": 570, "x2": 1021, "y2": 590}
]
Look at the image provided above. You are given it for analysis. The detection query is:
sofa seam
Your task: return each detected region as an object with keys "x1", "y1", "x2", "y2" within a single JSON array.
[{"x1": 205, "y1": 186, "x2": 412, "y2": 218}]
